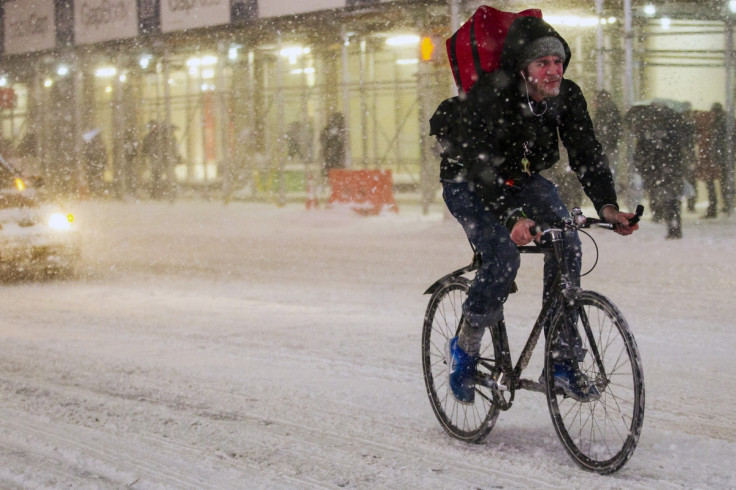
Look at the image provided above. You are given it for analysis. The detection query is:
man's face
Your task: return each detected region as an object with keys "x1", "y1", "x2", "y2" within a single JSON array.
[{"x1": 523, "y1": 55, "x2": 564, "y2": 101}]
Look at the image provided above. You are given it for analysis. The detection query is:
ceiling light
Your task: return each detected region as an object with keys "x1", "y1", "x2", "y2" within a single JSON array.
[
  {"x1": 95, "y1": 67, "x2": 117, "y2": 78},
  {"x1": 386, "y1": 35, "x2": 420, "y2": 47}
]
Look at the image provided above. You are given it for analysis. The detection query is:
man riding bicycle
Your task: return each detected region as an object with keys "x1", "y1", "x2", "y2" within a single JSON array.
[{"x1": 430, "y1": 16, "x2": 639, "y2": 404}]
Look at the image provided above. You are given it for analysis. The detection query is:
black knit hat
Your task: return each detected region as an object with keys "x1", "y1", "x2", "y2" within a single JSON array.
[{"x1": 519, "y1": 36, "x2": 566, "y2": 69}]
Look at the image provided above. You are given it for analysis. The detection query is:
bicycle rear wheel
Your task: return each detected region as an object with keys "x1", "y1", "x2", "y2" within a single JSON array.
[
  {"x1": 544, "y1": 290, "x2": 645, "y2": 474},
  {"x1": 422, "y1": 277, "x2": 502, "y2": 443}
]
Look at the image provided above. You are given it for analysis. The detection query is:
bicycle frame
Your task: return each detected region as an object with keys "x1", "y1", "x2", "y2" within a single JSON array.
[
  {"x1": 424, "y1": 205, "x2": 639, "y2": 405},
  {"x1": 468, "y1": 227, "x2": 600, "y2": 406},
  {"x1": 510, "y1": 228, "x2": 576, "y2": 387}
]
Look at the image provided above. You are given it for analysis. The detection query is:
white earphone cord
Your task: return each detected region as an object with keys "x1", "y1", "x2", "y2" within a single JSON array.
[{"x1": 523, "y1": 77, "x2": 548, "y2": 116}]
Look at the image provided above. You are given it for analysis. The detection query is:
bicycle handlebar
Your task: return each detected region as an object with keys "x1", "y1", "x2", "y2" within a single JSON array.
[
  {"x1": 581, "y1": 204, "x2": 644, "y2": 231},
  {"x1": 528, "y1": 204, "x2": 644, "y2": 236}
]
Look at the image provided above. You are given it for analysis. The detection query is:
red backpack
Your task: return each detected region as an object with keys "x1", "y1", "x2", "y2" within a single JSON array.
[{"x1": 446, "y1": 6, "x2": 542, "y2": 93}]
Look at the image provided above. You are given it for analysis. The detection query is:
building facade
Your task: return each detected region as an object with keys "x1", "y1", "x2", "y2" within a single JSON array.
[{"x1": 0, "y1": 0, "x2": 733, "y2": 207}]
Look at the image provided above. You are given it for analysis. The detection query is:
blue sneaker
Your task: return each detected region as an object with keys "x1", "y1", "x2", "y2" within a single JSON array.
[
  {"x1": 551, "y1": 361, "x2": 600, "y2": 402},
  {"x1": 445, "y1": 337, "x2": 478, "y2": 403}
]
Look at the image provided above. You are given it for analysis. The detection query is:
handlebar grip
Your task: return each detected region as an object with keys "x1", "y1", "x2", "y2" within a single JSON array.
[{"x1": 628, "y1": 204, "x2": 644, "y2": 226}]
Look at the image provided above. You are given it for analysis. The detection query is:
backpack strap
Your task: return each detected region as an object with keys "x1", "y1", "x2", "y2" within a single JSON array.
[
  {"x1": 448, "y1": 31, "x2": 462, "y2": 91},
  {"x1": 469, "y1": 16, "x2": 483, "y2": 82}
]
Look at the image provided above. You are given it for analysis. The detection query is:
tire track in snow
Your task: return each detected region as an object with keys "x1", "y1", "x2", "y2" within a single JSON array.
[
  {"x1": 0, "y1": 352, "x2": 552, "y2": 488},
  {"x1": 0, "y1": 383, "x2": 334, "y2": 488},
  {"x1": 0, "y1": 336, "x2": 646, "y2": 487},
  {"x1": 0, "y1": 411, "x2": 217, "y2": 489}
]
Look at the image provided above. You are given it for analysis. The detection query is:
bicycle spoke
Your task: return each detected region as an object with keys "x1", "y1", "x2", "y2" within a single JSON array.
[
  {"x1": 422, "y1": 279, "x2": 501, "y2": 443},
  {"x1": 545, "y1": 291, "x2": 644, "y2": 474},
  {"x1": 578, "y1": 305, "x2": 607, "y2": 377}
]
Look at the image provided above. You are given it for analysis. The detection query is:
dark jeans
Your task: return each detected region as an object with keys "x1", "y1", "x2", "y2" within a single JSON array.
[
  {"x1": 705, "y1": 180, "x2": 719, "y2": 216},
  {"x1": 442, "y1": 175, "x2": 582, "y2": 318}
]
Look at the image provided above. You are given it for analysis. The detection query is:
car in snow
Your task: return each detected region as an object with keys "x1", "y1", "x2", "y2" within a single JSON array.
[{"x1": 0, "y1": 154, "x2": 80, "y2": 278}]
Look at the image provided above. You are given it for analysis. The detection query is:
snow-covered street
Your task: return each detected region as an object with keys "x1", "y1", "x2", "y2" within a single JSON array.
[{"x1": 0, "y1": 199, "x2": 734, "y2": 488}]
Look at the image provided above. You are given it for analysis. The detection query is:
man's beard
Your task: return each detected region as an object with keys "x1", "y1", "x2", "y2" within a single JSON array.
[{"x1": 532, "y1": 78, "x2": 561, "y2": 99}]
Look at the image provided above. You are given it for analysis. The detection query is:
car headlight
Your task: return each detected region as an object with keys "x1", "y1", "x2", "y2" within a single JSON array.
[{"x1": 48, "y1": 213, "x2": 74, "y2": 231}]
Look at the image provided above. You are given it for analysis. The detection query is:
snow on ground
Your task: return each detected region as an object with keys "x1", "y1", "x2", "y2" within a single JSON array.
[{"x1": 0, "y1": 198, "x2": 734, "y2": 489}]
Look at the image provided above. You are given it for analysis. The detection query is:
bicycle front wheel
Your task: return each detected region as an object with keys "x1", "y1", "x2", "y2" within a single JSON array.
[
  {"x1": 544, "y1": 290, "x2": 645, "y2": 474},
  {"x1": 421, "y1": 277, "x2": 501, "y2": 443}
]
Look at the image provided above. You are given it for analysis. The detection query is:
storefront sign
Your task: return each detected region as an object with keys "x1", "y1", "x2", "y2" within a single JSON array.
[
  {"x1": 161, "y1": 0, "x2": 229, "y2": 33},
  {"x1": 3, "y1": 0, "x2": 56, "y2": 55},
  {"x1": 257, "y1": 0, "x2": 345, "y2": 18},
  {"x1": 74, "y1": 0, "x2": 138, "y2": 45}
]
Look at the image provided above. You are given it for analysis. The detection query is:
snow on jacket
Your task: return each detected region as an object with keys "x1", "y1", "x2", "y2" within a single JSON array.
[{"x1": 452, "y1": 15, "x2": 618, "y2": 226}]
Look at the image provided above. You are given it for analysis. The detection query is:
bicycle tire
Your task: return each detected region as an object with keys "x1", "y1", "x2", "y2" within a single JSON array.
[
  {"x1": 544, "y1": 290, "x2": 645, "y2": 474},
  {"x1": 421, "y1": 277, "x2": 502, "y2": 443}
]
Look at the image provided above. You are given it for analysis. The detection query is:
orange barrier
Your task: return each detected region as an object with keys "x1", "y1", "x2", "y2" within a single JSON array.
[{"x1": 328, "y1": 169, "x2": 398, "y2": 215}]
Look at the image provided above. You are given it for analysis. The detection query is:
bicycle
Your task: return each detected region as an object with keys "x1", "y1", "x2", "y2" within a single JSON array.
[{"x1": 421, "y1": 206, "x2": 645, "y2": 474}]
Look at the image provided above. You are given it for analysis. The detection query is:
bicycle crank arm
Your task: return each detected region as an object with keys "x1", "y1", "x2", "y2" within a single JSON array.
[
  {"x1": 517, "y1": 378, "x2": 545, "y2": 393},
  {"x1": 474, "y1": 372, "x2": 508, "y2": 391}
]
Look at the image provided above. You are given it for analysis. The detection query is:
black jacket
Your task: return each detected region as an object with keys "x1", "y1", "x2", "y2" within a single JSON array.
[
  {"x1": 627, "y1": 103, "x2": 685, "y2": 185},
  {"x1": 438, "y1": 16, "x2": 618, "y2": 224},
  {"x1": 429, "y1": 96, "x2": 465, "y2": 181}
]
